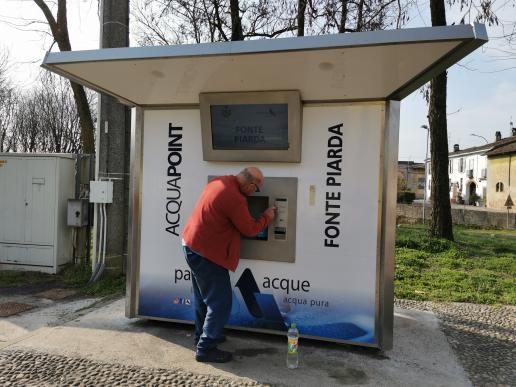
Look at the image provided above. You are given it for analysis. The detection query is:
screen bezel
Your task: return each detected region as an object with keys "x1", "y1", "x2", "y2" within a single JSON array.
[{"x1": 200, "y1": 91, "x2": 302, "y2": 162}]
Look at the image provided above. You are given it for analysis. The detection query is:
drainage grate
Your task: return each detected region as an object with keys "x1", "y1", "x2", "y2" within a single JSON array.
[
  {"x1": 35, "y1": 288, "x2": 77, "y2": 300},
  {"x1": 0, "y1": 302, "x2": 34, "y2": 317}
]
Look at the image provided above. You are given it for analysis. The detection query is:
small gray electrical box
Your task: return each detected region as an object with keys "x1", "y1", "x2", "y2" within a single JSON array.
[
  {"x1": 89, "y1": 180, "x2": 114, "y2": 203},
  {"x1": 67, "y1": 199, "x2": 89, "y2": 227}
]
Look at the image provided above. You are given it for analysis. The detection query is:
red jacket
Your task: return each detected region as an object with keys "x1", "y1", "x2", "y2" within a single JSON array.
[{"x1": 182, "y1": 175, "x2": 270, "y2": 271}]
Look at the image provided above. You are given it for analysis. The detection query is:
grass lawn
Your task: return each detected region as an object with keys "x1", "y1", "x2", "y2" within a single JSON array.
[
  {"x1": 0, "y1": 263, "x2": 125, "y2": 298},
  {"x1": 2, "y1": 225, "x2": 514, "y2": 304},
  {"x1": 396, "y1": 224, "x2": 516, "y2": 304}
]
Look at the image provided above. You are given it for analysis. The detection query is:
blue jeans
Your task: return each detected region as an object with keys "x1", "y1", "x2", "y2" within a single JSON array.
[{"x1": 183, "y1": 246, "x2": 232, "y2": 354}]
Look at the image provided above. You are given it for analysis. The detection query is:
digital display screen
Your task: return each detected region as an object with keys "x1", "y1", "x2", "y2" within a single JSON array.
[{"x1": 211, "y1": 104, "x2": 289, "y2": 150}]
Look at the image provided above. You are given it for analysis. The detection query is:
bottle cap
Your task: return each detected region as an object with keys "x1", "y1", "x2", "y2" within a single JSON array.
[{"x1": 291, "y1": 322, "x2": 296, "y2": 328}]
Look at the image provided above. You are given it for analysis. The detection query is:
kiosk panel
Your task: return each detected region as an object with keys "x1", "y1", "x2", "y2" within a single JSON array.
[
  {"x1": 138, "y1": 104, "x2": 383, "y2": 346},
  {"x1": 240, "y1": 177, "x2": 297, "y2": 263}
]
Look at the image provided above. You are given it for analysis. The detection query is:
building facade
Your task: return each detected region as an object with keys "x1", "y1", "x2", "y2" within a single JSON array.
[
  {"x1": 425, "y1": 129, "x2": 516, "y2": 207},
  {"x1": 397, "y1": 161, "x2": 425, "y2": 199},
  {"x1": 485, "y1": 139, "x2": 516, "y2": 210},
  {"x1": 446, "y1": 143, "x2": 489, "y2": 205}
]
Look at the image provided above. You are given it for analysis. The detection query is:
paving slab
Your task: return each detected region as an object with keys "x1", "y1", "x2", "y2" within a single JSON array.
[
  {"x1": 0, "y1": 293, "x2": 100, "y2": 346},
  {"x1": 0, "y1": 297, "x2": 471, "y2": 386}
]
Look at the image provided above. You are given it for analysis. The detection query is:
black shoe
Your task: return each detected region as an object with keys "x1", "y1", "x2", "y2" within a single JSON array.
[
  {"x1": 194, "y1": 335, "x2": 227, "y2": 346},
  {"x1": 195, "y1": 348, "x2": 233, "y2": 363}
]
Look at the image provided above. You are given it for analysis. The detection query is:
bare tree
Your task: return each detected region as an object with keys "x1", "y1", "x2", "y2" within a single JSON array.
[
  {"x1": 15, "y1": 91, "x2": 41, "y2": 153},
  {"x1": 427, "y1": 0, "x2": 501, "y2": 240},
  {"x1": 308, "y1": 0, "x2": 410, "y2": 35},
  {"x1": 132, "y1": 0, "x2": 408, "y2": 45},
  {"x1": 132, "y1": 0, "x2": 227, "y2": 44},
  {"x1": 0, "y1": 51, "x2": 17, "y2": 152},
  {"x1": 0, "y1": 91, "x2": 17, "y2": 152},
  {"x1": 37, "y1": 72, "x2": 84, "y2": 153},
  {"x1": 132, "y1": 0, "x2": 297, "y2": 44},
  {"x1": 2, "y1": 71, "x2": 95, "y2": 154},
  {"x1": 33, "y1": 0, "x2": 95, "y2": 153}
]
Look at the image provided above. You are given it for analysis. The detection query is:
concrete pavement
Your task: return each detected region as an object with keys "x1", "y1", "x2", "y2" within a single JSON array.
[{"x1": 0, "y1": 296, "x2": 471, "y2": 386}]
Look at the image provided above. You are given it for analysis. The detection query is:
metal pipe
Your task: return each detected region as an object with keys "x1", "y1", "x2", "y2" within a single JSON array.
[
  {"x1": 421, "y1": 125, "x2": 429, "y2": 224},
  {"x1": 97, "y1": 203, "x2": 103, "y2": 267},
  {"x1": 102, "y1": 203, "x2": 107, "y2": 264}
]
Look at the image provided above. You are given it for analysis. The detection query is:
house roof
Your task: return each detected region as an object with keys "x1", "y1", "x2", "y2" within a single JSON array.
[
  {"x1": 449, "y1": 143, "x2": 492, "y2": 156},
  {"x1": 485, "y1": 140, "x2": 516, "y2": 157},
  {"x1": 41, "y1": 24, "x2": 487, "y2": 106},
  {"x1": 398, "y1": 161, "x2": 425, "y2": 169},
  {"x1": 449, "y1": 136, "x2": 516, "y2": 157}
]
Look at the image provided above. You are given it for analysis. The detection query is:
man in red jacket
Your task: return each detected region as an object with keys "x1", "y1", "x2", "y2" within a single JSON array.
[{"x1": 182, "y1": 167, "x2": 276, "y2": 363}]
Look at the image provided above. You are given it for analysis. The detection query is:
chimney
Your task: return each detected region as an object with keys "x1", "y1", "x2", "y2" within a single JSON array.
[
  {"x1": 512, "y1": 127, "x2": 516, "y2": 137},
  {"x1": 495, "y1": 131, "x2": 502, "y2": 141},
  {"x1": 453, "y1": 144, "x2": 460, "y2": 152}
]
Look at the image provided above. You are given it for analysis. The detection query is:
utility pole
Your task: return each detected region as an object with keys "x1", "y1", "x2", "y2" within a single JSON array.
[{"x1": 94, "y1": 0, "x2": 130, "y2": 272}]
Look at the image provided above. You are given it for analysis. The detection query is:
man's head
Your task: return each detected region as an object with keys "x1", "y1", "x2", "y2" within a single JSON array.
[{"x1": 236, "y1": 167, "x2": 264, "y2": 195}]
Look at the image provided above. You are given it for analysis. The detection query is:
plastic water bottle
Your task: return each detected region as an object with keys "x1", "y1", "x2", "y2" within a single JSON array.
[{"x1": 286, "y1": 322, "x2": 299, "y2": 369}]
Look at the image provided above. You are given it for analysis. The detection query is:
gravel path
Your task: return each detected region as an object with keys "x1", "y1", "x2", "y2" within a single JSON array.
[
  {"x1": 395, "y1": 299, "x2": 516, "y2": 387},
  {"x1": 0, "y1": 350, "x2": 271, "y2": 387}
]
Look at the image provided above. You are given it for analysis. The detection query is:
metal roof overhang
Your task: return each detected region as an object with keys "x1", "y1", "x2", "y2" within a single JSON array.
[{"x1": 41, "y1": 24, "x2": 487, "y2": 107}]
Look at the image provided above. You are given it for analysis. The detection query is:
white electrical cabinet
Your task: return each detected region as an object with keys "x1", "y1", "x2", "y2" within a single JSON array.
[{"x1": 0, "y1": 154, "x2": 75, "y2": 274}]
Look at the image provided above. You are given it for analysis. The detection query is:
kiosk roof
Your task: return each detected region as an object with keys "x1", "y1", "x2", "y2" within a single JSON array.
[{"x1": 42, "y1": 24, "x2": 487, "y2": 106}]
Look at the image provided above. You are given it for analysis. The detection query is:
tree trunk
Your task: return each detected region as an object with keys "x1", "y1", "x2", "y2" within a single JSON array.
[
  {"x1": 297, "y1": 0, "x2": 307, "y2": 36},
  {"x1": 339, "y1": 0, "x2": 348, "y2": 33},
  {"x1": 428, "y1": 0, "x2": 453, "y2": 240},
  {"x1": 356, "y1": 0, "x2": 365, "y2": 31},
  {"x1": 70, "y1": 82, "x2": 95, "y2": 153},
  {"x1": 230, "y1": 0, "x2": 243, "y2": 40}
]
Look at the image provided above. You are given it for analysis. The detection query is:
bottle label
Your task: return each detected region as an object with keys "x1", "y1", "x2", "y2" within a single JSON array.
[{"x1": 288, "y1": 338, "x2": 298, "y2": 354}]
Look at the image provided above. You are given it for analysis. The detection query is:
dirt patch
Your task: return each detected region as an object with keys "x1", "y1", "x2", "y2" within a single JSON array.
[
  {"x1": 0, "y1": 281, "x2": 59, "y2": 297},
  {"x1": 0, "y1": 302, "x2": 34, "y2": 317},
  {"x1": 35, "y1": 288, "x2": 78, "y2": 300}
]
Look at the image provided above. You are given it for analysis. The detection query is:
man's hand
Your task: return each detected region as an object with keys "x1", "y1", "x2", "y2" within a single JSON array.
[{"x1": 264, "y1": 206, "x2": 276, "y2": 221}]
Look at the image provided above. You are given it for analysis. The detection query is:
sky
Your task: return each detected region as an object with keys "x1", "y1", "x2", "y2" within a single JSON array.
[{"x1": 0, "y1": 0, "x2": 515, "y2": 163}]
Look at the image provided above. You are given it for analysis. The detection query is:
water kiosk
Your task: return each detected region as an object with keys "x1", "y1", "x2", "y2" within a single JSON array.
[{"x1": 42, "y1": 24, "x2": 487, "y2": 349}]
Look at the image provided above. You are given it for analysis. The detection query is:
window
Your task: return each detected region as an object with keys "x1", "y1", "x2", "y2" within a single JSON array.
[
  {"x1": 417, "y1": 177, "x2": 425, "y2": 190},
  {"x1": 459, "y1": 158, "x2": 465, "y2": 172},
  {"x1": 468, "y1": 159, "x2": 474, "y2": 170},
  {"x1": 449, "y1": 160, "x2": 453, "y2": 173},
  {"x1": 496, "y1": 182, "x2": 504, "y2": 192}
]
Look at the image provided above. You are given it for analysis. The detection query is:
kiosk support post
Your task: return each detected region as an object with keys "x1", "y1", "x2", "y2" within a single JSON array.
[
  {"x1": 377, "y1": 101, "x2": 400, "y2": 350},
  {"x1": 126, "y1": 107, "x2": 144, "y2": 318}
]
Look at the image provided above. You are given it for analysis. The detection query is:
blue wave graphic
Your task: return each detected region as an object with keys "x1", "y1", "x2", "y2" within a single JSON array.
[{"x1": 138, "y1": 285, "x2": 374, "y2": 343}]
